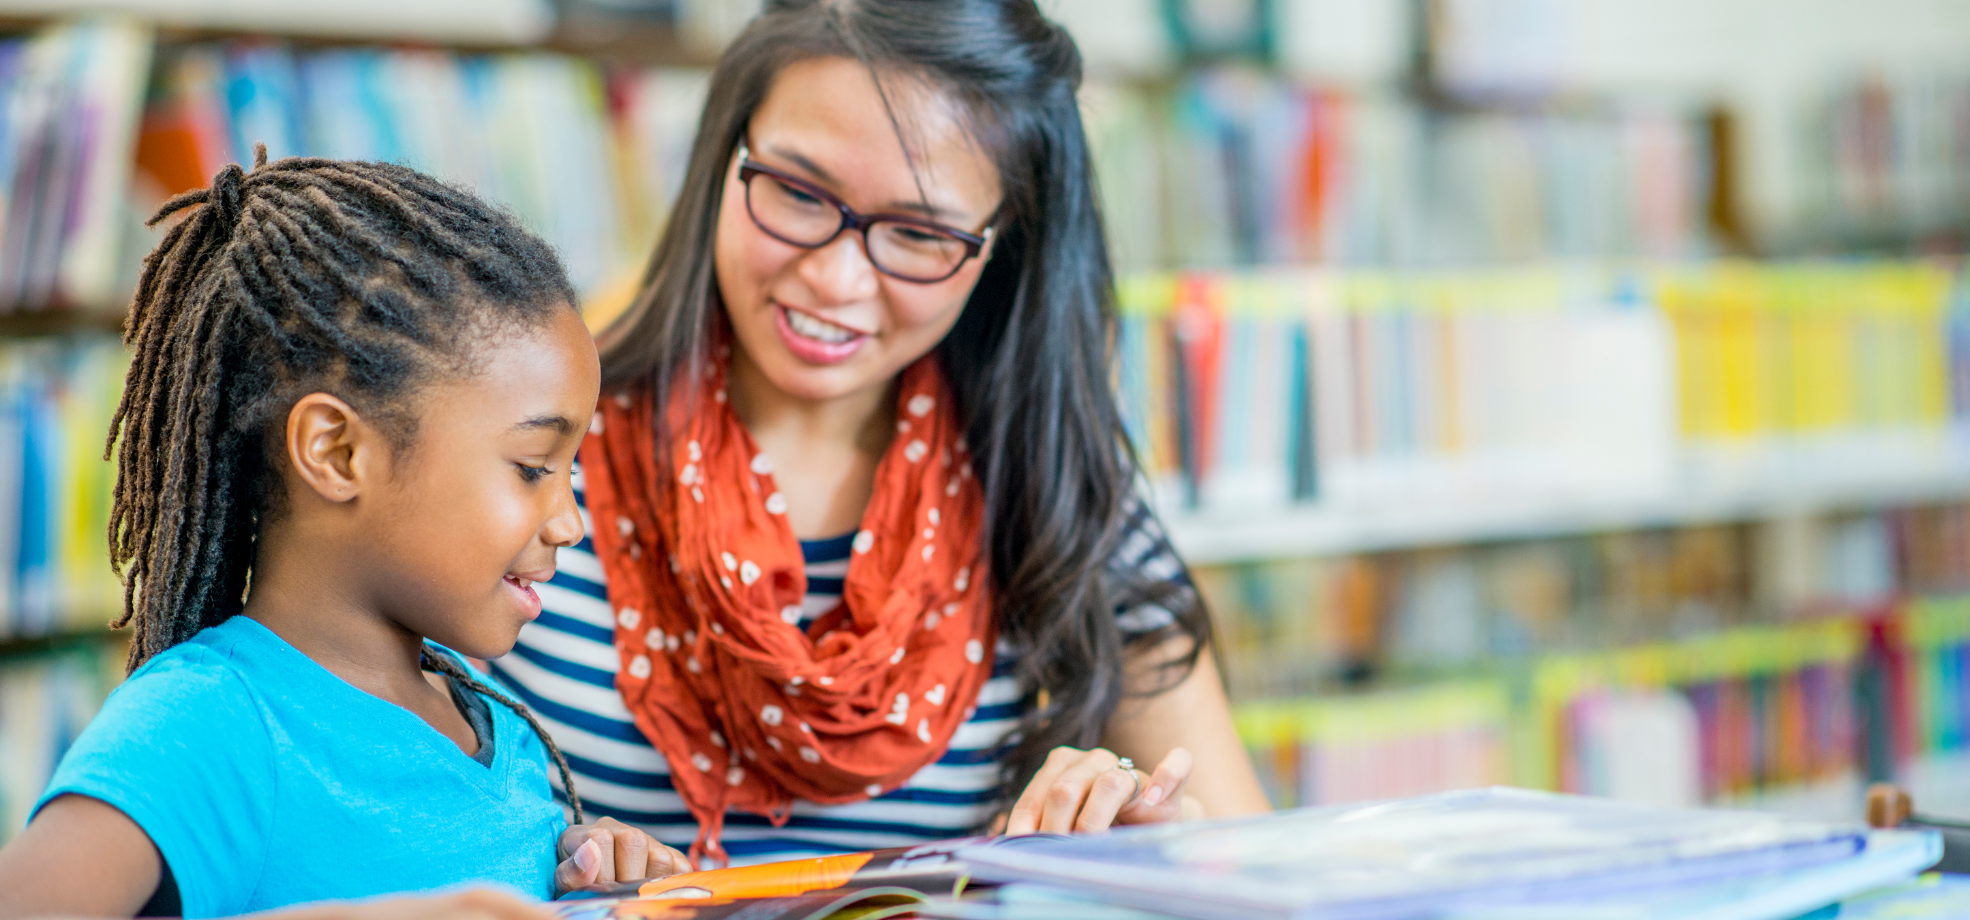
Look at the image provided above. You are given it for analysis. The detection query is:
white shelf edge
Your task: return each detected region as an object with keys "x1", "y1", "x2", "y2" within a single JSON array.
[{"x1": 1161, "y1": 461, "x2": 1970, "y2": 564}]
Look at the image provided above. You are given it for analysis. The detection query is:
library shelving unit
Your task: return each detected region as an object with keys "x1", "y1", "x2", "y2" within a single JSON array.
[{"x1": 0, "y1": 625, "x2": 124, "y2": 660}]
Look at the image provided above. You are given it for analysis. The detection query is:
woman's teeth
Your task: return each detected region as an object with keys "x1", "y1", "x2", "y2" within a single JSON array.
[
  {"x1": 508, "y1": 576, "x2": 533, "y2": 589},
  {"x1": 784, "y1": 308, "x2": 859, "y2": 344}
]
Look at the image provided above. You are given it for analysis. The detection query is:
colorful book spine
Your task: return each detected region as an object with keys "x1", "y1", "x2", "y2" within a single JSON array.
[
  {"x1": 1799, "y1": 74, "x2": 1970, "y2": 252},
  {"x1": 0, "y1": 640, "x2": 125, "y2": 843},
  {"x1": 0, "y1": 19, "x2": 154, "y2": 313},
  {"x1": 1235, "y1": 681, "x2": 1510, "y2": 809},
  {"x1": 0, "y1": 336, "x2": 127, "y2": 638}
]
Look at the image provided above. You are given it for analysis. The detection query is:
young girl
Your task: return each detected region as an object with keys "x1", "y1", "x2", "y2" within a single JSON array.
[{"x1": 0, "y1": 149, "x2": 684, "y2": 919}]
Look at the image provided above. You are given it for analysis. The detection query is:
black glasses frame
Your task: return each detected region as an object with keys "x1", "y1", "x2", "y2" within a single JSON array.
[{"x1": 735, "y1": 141, "x2": 993, "y2": 284}]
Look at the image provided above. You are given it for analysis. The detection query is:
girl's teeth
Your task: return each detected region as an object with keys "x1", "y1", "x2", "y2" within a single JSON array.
[{"x1": 785, "y1": 308, "x2": 857, "y2": 344}]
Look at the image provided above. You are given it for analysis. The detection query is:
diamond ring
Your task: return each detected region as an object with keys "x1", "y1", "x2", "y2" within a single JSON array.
[{"x1": 1114, "y1": 756, "x2": 1141, "y2": 802}]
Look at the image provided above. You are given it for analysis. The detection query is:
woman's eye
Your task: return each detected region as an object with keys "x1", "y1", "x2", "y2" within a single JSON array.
[
  {"x1": 516, "y1": 463, "x2": 552, "y2": 483},
  {"x1": 895, "y1": 227, "x2": 945, "y2": 245},
  {"x1": 775, "y1": 179, "x2": 824, "y2": 207}
]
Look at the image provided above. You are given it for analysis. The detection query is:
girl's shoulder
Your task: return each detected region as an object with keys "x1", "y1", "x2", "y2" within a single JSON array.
[
  {"x1": 119, "y1": 615, "x2": 302, "y2": 701},
  {"x1": 113, "y1": 618, "x2": 278, "y2": 717},
  {"x1": 58, "y1": 618, "x2": 281, "y2": 784}
]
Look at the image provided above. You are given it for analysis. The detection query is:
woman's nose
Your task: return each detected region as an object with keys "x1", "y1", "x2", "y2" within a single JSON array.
[{"x1": 796, "y1": 231, "x2": 882, "y2": 305}]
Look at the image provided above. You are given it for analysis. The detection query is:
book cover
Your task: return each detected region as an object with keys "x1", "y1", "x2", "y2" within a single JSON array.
[
  {"x1": 956, "y1": 788, "x2": 1889, "y2": 920},
  {"x1": 56, "y1": 19, "x2": 152, "y2": 310}
]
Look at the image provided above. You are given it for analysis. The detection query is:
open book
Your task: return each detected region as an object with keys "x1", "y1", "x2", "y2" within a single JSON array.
[
  {"x1": 954, "y1": 788, "x2": 1933, "y2": 920},
  {"x1": 555, "y1": 789, "x2": 1938, "y2": 920}
]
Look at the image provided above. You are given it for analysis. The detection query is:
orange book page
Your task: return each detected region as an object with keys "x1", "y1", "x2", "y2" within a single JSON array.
[{"x1": 630, "y1": 852, "x2": 877, "y2": 901}]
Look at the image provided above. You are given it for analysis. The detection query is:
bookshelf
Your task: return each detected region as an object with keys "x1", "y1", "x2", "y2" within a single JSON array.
[
  {"x1": 0, "y1": 311, "x2": 123, "y2": 338},
  {"x1": 0, "y1": 3, "x2": 1966, "y2": 844}
]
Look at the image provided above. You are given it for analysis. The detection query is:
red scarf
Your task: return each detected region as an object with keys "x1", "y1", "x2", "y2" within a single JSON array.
[{"x1": 580, "y1": 357, "x2": 997, "y2": 865}]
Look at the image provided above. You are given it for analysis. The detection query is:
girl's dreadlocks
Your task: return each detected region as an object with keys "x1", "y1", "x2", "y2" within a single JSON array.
[{"x1": 106, "y1": 144, "x2": 587, "y2": 822}]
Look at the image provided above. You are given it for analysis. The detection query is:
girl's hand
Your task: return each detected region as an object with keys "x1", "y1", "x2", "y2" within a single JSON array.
[
  {"x1": 271, "y1": 890, "x2": 556, "y2": 920},
  {"x1": 1001, "y1": 746, "x2": 1197, "y2": 835},
  {"x1": 553, "y1": 817, "x2": 692, "y2": 893}
]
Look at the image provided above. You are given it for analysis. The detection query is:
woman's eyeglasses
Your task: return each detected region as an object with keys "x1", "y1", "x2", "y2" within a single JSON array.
[{"x1": 735, "y1": 142, "x2": 994, "y2": 284}]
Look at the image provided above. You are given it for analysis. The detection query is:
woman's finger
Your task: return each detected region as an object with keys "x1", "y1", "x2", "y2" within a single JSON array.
[
  {"x1": 1118, "y1": 747, "x2": 1194, "y2": 825},
  {"x1": 1036, "y1": 749, "x2": 1123, "y2": 834},
  {"x1": 1003, "y1": 746, "x2": 1087, "y2": 836},
  {"x1": 1072, "y1": 763, "x2": 1146, "y2": 833}
]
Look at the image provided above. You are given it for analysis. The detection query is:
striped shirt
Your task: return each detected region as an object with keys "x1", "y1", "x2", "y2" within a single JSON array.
[{"x1": 491, "y1": 462, "x2": 1190, "y2": 864}]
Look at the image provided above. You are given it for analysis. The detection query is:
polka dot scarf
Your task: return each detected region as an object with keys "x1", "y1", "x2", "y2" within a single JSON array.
[{"x1": 580, "y1": 356, "x2": 997, "y2": 866}]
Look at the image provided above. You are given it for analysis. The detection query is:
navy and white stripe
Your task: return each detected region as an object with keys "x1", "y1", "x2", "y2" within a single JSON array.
[{"x1": 492, "y1": 463, "x2": 1189, "y2": 863}]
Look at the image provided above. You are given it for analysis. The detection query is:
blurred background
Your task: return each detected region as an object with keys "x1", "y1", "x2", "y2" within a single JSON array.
[{"x1": 4, "y1": 0, "x2": 1970, "y2": 842}]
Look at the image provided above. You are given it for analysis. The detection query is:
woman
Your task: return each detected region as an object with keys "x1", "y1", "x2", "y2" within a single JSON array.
[{"x1": 494, "y1": 0, "x2": 1268, "y2": 865}]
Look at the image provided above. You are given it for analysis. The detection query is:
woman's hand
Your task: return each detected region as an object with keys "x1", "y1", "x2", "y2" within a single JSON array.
[
  {"x1": 1001, "y1": 746, "x2": 1198, "y2": 835},
  {"x1": 553, "y1": 817, "x2": 692, "y2": 893}
]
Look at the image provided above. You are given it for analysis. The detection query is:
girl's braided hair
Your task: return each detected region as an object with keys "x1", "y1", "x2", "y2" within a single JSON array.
[
  {"x1": 422, "y1": 649, "x2": 585, "y2": 822},
  {"x1": 106, "y1": 144, "x2": 586, "y2": 822}
]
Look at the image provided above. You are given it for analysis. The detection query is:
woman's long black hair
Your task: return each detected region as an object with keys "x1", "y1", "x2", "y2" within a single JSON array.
[{"x1": 596, "y1": 0, "x2": 1212, "y2": 807}]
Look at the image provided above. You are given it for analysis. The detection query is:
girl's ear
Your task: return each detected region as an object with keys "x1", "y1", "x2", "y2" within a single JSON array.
[{"x1": 283, "y1": 392, "x2": 380, "y2": 504}]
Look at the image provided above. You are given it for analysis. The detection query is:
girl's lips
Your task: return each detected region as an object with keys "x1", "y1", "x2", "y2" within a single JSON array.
[
  {"x1": 504, "y1": 575, "x2": 542, "y2": 620},
  {"x1": 773, "y1": 303, "x2": 867, "y2": 365}
]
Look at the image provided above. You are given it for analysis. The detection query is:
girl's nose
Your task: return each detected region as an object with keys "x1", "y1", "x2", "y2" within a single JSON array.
[{"x1": 543, "y1": 477, "x2": 585, "y2": 548}]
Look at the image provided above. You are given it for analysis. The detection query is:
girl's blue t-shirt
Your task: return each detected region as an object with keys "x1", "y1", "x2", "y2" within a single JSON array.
[{"x1": 33, "y1": 616, "x2": 565, "y2": 917}]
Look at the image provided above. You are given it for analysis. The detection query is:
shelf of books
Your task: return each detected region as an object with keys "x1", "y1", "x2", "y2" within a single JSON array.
[
  {"x1": 1207, "y1": 501, "x2": 1970, "y2": 820},
  {"x1": 0, "y1": 17, "x2": 709, "y2": 317},
  {"x1": 6, "y1": 12, "x2": 1970, "y2": 846},
  {"x1": 1132, "y1": 261, "x2": 1970, "y2": 563}
]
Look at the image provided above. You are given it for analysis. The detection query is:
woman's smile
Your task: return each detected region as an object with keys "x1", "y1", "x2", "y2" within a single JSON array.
[{"x1": 774, "y1": 301, "x2": 870, "y2": 364}]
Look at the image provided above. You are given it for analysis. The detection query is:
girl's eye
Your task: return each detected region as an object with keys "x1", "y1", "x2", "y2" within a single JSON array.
[{"x1": 516, "y1": 463, "x2": 552, "y2": 484}]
